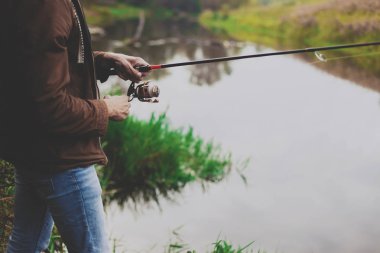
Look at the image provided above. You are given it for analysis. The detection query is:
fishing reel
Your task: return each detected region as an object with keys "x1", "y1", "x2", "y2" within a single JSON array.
[{"x1": 127, "y1": 81, "x2": 160, "y2": 103}]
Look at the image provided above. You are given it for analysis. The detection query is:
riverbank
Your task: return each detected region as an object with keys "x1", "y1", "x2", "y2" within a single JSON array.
[
  {"x1": 199, "y1": 0, "x2": 380, "y2": 78},
  {"x1": 83, "y1": 2, "x2": 186, "y2": 27}
]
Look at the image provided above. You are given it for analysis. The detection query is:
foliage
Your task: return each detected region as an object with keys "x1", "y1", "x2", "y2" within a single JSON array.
[
  {"x1": 211, "y1": 240, "x2": 254, "y2": 253},
  {"x1": 85, "y1": 0, "x2": 201, "y2": 27},
  {"x1": 101, "y1": 113, "x2": 232, "y2": 206},
  {"x1": 46, "y1": 226, "x2": 66, "y2": 253},
  {"x1": 126, "y1": 0, "x2": 202, "y2": 14},
  {"x1": 200, "y1": 0, "x2": 380, "y2": 77},
  {"x1": 199, "y1": 0, "x2": 249, "y2": 11},
  {"x1": 82, "y1": 0, "x2": 252, "y2": 26},
  {"x1": 87, "y1": 0, "x2": 250, "y2": 13},
  {"x1": 0, "y1": 160, "x2": 14, "y2": 252},
  {"x1": 84, "y1": 3, "x2": 144, "y2": 26},
  {"x1": 164, "y1": 232, "x2": 255, "y2": 253},
  {"x1": 165, "y1": 240, "x2": 255, "y2": 253}
]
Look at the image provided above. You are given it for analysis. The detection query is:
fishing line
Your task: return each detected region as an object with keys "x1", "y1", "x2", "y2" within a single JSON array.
[{"x1": 311, "y1": 50, "x2": 380, "y2": 65}]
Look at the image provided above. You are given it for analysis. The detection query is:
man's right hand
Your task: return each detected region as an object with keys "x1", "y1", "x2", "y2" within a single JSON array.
[{"x1": 103, "y1": 95, "x2": 131, "y2": 121}]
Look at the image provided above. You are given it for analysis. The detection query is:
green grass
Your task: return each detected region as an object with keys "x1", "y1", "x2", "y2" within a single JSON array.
[
  {"x1": 165, "y1": 240, "x2": 255, "y2": 253},
  {"x1": 100, "y1": 113, "x2": 232, "y2": 206},
  {"x1": 84, "y1": 3, "x2": 174, "y2": 26},
  {"x1": 84, "y1": 3, "x2": 143, "y2": 26},
  {"x1": 212, "y1": 240, "x2": 255, "y2": 253}
]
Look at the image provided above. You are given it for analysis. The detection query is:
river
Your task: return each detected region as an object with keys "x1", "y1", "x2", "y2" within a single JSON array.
[{"x1": 93, "y1": 19, "x2": 380, "y2": 253}]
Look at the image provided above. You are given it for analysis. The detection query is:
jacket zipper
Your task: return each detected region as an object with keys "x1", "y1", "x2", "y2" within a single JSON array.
[
  {"x1": 70, "y1": 0, "x2": 107, "y2": 163},
  {"x1": 70, "y1": 1, "x2": 85, "y2": 64},
  {"x1": 70, "y1": 0, "x2": 100, "y2": 99}
]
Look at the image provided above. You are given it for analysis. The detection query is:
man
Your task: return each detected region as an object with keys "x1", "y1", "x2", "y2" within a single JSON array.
[{"x1": 0, "y1": 0, "x2": 150, "y2": 252}]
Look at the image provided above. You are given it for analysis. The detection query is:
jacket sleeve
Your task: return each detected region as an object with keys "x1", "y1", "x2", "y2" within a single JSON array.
[{"x1": 23, "y1": 0, "x2": 108, "y2": 137}]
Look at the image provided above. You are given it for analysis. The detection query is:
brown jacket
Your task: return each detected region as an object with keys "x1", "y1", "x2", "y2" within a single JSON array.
[{"x1": 0, "y1": 0, "x2": 113, "y2": 171}]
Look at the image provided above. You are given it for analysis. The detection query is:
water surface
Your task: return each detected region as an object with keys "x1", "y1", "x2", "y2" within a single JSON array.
[{"x1": 96, "y1": 20, "x2": 380, "y2": 253}]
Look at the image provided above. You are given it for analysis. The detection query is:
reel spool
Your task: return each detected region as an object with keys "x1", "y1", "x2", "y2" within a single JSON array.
[{"x1": 127, "y1": 81, "x2": 160, "y2": 103}]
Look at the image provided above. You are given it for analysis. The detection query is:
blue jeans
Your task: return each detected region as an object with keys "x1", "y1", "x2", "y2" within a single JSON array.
[{"x1": 6, "y1": 166, "x2": 110, "y2": 253}]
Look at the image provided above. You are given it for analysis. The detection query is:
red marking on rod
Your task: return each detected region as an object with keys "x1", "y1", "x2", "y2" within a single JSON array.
[{"x1": 150, "y1": 65, "x2": 162, "y2": 70}]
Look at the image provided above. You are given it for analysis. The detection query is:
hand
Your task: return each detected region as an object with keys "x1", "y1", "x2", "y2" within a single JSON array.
[
  {"x1": 103, "y1": 95, "x2": 131, "y2": 121},
  {"x1": 103, "y1": 52, "x2": 150, "y2": 82}
]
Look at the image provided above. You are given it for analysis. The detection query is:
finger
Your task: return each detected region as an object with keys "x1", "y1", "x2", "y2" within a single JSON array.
[
  {"x1": 117, "y1": 66, "x2": 130, "y2": 81},
  {"x1": 103, "y1": 95, "x2": 111, "y2": 99},
  {"x1": 115, "y1": 62, "x2": 132, "y2": 80},
  {"x1": 135, "y1": 57, "x2": 149, "y2": 67},
  {"x1": 117, "y1": 73, "x2": 128, "y2": 80},
  {"x1": 130, "y1": 68, "x2": 143, "y2": 82},
  {"x1": 141, "y1": 72, "x2": 149, "y2": 78},
  {"x1": 129, "y1": 56, "x2": 149, "y2": 67},
  {"x1": 120, "y1": 63, "x2": 142, "y2": 82}
]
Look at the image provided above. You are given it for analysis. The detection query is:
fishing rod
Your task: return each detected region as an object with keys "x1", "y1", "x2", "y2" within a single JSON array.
[
  {"x1": 131, "y1": 41, "x2": 380, "y2": 72},
  {"x1": 113, "y1": 41, "x2": 380, "y2": 102}
]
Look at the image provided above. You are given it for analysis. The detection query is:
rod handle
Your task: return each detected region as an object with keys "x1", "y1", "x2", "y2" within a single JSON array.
[{"x1": 109, "y1": 65, "x2": 152, "y2": 76}]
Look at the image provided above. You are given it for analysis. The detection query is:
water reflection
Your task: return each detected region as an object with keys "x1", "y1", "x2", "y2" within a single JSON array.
[
  {"x1": 93, "y1": 19, "x2": 242, "y2": 85},
  {"x1": 309, "y1": 54, "x2": 380, "y2": 93},
  {"x1": 93, "y1": 19, "x2": 380, "y2": 92}
]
